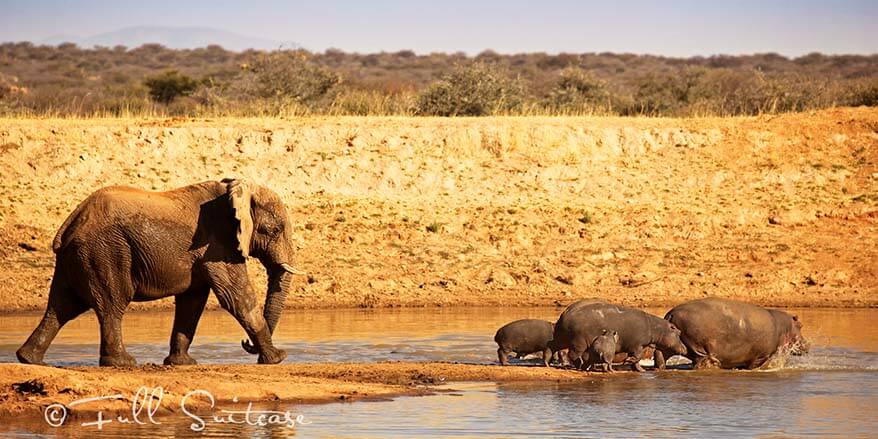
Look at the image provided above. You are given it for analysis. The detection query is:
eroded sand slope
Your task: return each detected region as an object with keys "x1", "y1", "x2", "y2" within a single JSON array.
[{"x1": 1, "y1": 108, "x2": 876, "y2": 310}]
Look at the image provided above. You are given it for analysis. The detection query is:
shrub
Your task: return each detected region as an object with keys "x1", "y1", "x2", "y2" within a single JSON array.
[
  {"x1": 629, "y1": 68, "x2": 704, "y2": 116},
  {"x1": 846, "y1": 79, "x2": 878, "y2": 107},
  {"x1": 143, "y1": 70, "x2": 199, "y2": 104},
  {"x1": 545, "y1": 68, "x2": 610, "y2": 113},
  {"x1": 416, "y1": 63, "x2": 525, "y2": 116},
  {"x1": 233, "y1": 50, "x2": 340, "y2": 105}
]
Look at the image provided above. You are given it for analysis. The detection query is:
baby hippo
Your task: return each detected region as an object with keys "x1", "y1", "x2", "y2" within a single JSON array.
[
  {"x1": 586, "y1": 329, "x2": 619, "y2": 372},
  {"x1": 494, "y1": 319, "x2": 555, "y2": 366}
]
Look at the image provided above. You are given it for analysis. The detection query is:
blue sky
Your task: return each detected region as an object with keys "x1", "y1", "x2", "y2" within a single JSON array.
[{"x1": 1, "y1": 0, "x2": 875, "y2": 56}]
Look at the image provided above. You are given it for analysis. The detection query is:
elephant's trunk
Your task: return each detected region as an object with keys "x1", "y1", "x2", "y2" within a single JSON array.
[
  {"x1": 242, "y1": 264, "x2": 300, "y2": 354},
  {"x1": 264, "y1": 266, "x2": 294, "y2": 334}
]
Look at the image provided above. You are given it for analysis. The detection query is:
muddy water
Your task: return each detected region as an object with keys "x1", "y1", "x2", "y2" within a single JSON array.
[{"x1": 2, "y1": 307, "x2": 877, "y2": 437}]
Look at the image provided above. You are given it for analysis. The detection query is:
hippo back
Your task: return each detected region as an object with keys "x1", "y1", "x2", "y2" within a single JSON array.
[
  {"x1": 556, "y1": 302, "x2": 667, "y2": 356},
  {"x1": 494, "y1": 319, "x2": 554, "y2": 353},
  {"x1": 550, "y1": 298, "x2": 607, "y2": 351},
  {"x1": 665, "y1": 297, "x2": 797, "y2": 368}
]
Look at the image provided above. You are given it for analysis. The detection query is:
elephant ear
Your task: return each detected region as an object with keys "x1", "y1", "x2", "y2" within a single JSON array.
[{"x1": 225, "y1": 179, "x2": 253, "y2": 258}]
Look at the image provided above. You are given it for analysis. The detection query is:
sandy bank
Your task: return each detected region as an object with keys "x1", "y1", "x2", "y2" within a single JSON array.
[
  {"x1": 1, "y1": 109, "x2": 877, "y2": 310},
  {"x1": 0, "y1": 362, "x2": 601, "y2": 420}
]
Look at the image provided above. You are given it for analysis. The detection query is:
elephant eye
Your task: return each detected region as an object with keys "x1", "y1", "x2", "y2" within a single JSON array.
[{"x1": 257, "y1": 221, "x2": 282, "y2": 236}]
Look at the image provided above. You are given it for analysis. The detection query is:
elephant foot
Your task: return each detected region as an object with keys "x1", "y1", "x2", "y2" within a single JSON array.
[
  {"x1": 100, "y1": 353, "x2": 137, "y2": 367},
  {"x1": 16, "y1": 347, "x2": 46, "y2": 366},
  {"x1": 257, "y1": 348, "x2": 287, "y2": 365},
  {"x1": 163, "y1": 353, "x2": 198, "y2": 366}
]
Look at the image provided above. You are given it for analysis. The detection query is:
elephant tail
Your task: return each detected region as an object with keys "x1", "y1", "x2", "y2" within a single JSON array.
[{"x1": 52, "y1": 196, "x2": 91, "y2": 253}]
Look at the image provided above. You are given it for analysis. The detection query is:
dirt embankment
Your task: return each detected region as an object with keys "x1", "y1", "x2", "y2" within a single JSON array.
[
  {"x1": 1, "y1": 108, "x2": 877, "y2": 311},
  {"x1": 0, "y1": 362, "x2": 597, "y2": 420}
]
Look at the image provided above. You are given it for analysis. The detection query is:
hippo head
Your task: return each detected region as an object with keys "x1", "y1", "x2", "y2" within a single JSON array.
[
  {"x1": 785, "y1": 314, "x2": 810, "y2": 355},
  {"x1": 657, "y1": 322, "x2": 688, "y2": 356}
]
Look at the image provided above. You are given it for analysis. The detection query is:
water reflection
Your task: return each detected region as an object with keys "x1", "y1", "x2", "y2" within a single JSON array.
[
  {"x1": 2, "y1": 308, "x2": 876, "y2": 367},
  {"x1": 1, "y1": 307, "x2": 877, "y2": 437}
]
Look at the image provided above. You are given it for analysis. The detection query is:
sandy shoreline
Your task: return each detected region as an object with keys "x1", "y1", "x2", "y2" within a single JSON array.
[{"x1": 0, "y1": 362, "x2": 605, "y2": 421}]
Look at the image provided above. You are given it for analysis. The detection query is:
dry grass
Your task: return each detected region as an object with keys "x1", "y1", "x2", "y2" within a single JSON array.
[{"x1": 1, "y1": 108, "x2": 877, "y2": 311}]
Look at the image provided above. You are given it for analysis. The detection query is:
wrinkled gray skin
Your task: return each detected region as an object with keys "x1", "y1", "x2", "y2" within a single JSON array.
[
  {"x1": 554, "y1": 302, "x2": 687, "y2": 371},
  {"x1": 656, "y1": 297, "x2": 809, "y2": 370},
  {"x1": 494, "y1": 319, "x2": 555, "y2": 366},
  {"x1": 17, "y1": 179, "x2": 299, "y2": 367},
  {"x1": 586, "y1": 329, "x2": 619, "y2": 372}
]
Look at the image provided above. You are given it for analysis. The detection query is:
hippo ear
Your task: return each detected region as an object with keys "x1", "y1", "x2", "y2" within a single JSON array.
[
  {"x1": 792, "y1": 315, "x2": 799, "y2": 321},
  {"x1": 601, "y1": 329, "x2": 608, "y2": 335}
]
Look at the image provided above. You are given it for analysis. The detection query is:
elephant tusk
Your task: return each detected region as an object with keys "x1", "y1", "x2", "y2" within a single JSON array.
[{"x1": 280, "y1": 263, "x2": 306, "y2": 275}]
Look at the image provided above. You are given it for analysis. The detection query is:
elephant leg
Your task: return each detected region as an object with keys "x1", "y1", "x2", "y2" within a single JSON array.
[
  {"x1": 164, "y1": 287, "x2": 209, "y2": 366},
  {"x1": 210, "y1": 275, "x2": 286, "y2": 365},
  {"x1": 98, "y1": 311, "x2": 136, "y2": 367},
  {"x1": 17, "y1": 276, "x2": 88, "y2": 365}
]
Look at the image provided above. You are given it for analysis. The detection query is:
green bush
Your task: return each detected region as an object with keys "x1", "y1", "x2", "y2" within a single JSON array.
[
  {"x1": 416, "y1": 63, "x2": 525, "y2": 116},
  {"x1": 143, "y1": 70, "x2": 199, "y2": 104}
]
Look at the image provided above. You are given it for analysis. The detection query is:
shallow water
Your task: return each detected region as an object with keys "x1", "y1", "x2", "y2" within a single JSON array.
[{"x1": 1, "y1": 307, "x2": 877, "y2": 437}]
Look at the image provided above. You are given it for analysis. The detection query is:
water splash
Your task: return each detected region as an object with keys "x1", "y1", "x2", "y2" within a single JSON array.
[{"x1": 785, "y1": 347, "x2": 878, "y2": 371}]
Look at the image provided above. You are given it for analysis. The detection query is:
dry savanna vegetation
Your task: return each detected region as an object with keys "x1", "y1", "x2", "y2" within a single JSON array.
[
  {"x1": 1, "y1": 108, "x2": 876, "y2": 312},
  {"x1": 1, "y1": 43, "x2": 877, "y2": 117}
]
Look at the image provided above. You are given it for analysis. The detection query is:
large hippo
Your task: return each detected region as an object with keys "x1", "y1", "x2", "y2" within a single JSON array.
[
  {"x1": 494, "y1": 319, "x2": 555, "y2": 366},
  {"x1": 548, "y1": 299, "x2": 605, "y2": 350},
  {"x1": 547, "y1": 298, "x2": 608, "y2": 366},
  {"x1": 554, "y1": 302, "x2": 687, "y2": 371},
  {"x1": 657, "y1": 297, "x2": 809, "y2": 370}
]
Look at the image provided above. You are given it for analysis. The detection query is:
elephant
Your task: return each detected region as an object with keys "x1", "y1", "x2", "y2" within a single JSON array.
[{"x1": 16, "y1": 179, "x2": 302, "y2": 367}]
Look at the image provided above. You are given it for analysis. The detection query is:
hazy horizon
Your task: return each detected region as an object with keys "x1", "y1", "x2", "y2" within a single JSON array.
[{"x1": 1, "y1": 0, "x2": 876, "y2": 56}]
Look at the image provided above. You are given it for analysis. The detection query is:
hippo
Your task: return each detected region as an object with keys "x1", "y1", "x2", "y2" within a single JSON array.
[
  {"x1": 586, "y1": 329, "x2": 619, "y2": 372},
  {"x1": 554, "y1": 302, "x2": 687, "y2": 371},
  {"x1": 494, "y1": 319, "x2": 555, "y2": 366},
  {"x1": 657, "y1": 297, "x2": 809, "y2": 370},
  {"x1": 549, "y1": 297, "x2": 607, "y2": 352}
]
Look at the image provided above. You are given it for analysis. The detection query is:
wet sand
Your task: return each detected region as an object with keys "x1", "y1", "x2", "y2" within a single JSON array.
[{"x1": 0, "y1": 362, "x2": 601, "y2": 420}]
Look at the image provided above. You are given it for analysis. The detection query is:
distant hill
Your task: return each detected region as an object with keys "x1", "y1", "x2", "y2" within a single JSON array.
[{"x1": 41, "y1": 26, "x2": 296, "y2": 51}]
